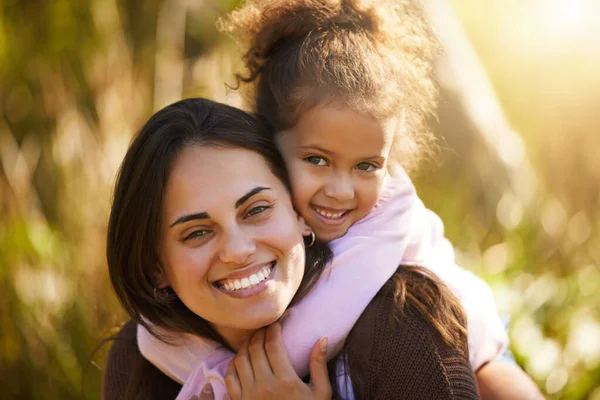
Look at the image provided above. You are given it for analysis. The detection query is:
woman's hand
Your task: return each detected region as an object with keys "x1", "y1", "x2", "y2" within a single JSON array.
[{"x1": 225, "y1": 322, "x2": 331, "y2": 400}]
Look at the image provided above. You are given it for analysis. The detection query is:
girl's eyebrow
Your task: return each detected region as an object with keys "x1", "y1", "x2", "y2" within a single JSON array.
[
  {"x1": 297, "y1": 145, "x2": 335, "y2": 155},
  {"x1": 362, "y1": 155, "x2": 385, "y2": 161},
  {"x1": 298, "y1": 145, "x2": 383, "y2": 160},
  {"x1": 169, "y1": 186, "x2": 272, "y2": 228}
]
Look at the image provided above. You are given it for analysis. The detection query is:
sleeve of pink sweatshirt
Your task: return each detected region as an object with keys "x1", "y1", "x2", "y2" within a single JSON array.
[{"x1": 137, "y1": 166, "x2": 508, "y2": 400}]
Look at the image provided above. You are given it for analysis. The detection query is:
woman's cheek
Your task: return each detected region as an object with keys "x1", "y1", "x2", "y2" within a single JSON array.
[{"x1": 265, "y1": 215, "x2": 301, "y2": 245}]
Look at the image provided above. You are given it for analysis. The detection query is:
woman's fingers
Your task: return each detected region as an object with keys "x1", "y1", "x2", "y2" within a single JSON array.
[
  {"x1": 225, "y1": 361, "x2": 242, "y2": 400},
  {"x1": 309, "y1": 337, "x2": 332, "y2": 399},
  {"x1": 233, "y1": 339, "x2": 255, "y2": 392},
  {"x1": 264, "y1": 322, "x2": 297, "y2": 378},
  {"x1": 248, "y1": 328, "x2": 274, "y2": 379}
]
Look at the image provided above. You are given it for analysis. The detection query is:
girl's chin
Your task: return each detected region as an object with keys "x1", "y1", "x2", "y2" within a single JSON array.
[{"x1": 313, "y1": 226, "x2": 350, "y2": 242}]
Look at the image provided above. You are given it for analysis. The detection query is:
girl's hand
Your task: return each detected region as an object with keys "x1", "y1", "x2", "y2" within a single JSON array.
[{"x1": 225, "y1": 322, "x2": 331, "y2": 400}]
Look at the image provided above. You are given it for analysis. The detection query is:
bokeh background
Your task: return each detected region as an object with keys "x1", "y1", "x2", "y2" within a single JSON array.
[{"x1": 1, "y1": 0, "x2": 598, "y2": 398}]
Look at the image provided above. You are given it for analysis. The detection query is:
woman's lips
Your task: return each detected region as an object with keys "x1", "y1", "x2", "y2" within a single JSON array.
[{"x1": 214, "y1": 262, "x2": 276, "y2": 299}]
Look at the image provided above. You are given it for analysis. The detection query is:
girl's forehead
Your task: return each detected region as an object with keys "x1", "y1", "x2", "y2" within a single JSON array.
[{"x1": 287, "y1": 105, "x2": 396, "y2": 155}]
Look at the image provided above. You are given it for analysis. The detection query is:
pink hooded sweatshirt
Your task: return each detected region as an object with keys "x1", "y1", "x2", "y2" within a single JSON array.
[{"x1": 137, "y1": 167, "x2": 507, "y2": 399}]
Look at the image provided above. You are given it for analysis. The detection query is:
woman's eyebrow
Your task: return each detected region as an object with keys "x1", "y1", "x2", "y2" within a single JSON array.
[
  {"x1": 235, "y1": 186, "x2": 272, "y2": 209},
  {"x1": 169, "y1": 212, "x2": 210, "y2": 228},
  {"x1": 169, "y1": 186, "x2": 272, "y2": 228}
]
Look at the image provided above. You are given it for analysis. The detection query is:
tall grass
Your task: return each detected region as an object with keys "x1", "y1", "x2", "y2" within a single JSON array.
[{"x1": 0, "y1": 1, "x2": 598, "y2": 398}]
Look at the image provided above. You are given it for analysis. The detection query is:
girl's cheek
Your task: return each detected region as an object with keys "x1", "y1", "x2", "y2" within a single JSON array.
[
  {"x1": 289, "y1": 169, "x2": 315, "y2": 202},
  {"x1": 283, "y1": 161, "x2": 302, "y2": 186},
  {"x1": 360, "y1": 179, "x2": 384, "y2": 210}
]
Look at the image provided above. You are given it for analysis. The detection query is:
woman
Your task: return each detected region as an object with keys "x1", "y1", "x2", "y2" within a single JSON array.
[{"x1": 103, "y1": 98, "x2": 478, "y2": 399}]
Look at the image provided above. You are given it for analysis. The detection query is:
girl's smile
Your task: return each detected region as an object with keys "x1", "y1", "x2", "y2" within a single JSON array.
[{"x1": 310, "y1": 204, "x2": 353, "y2": 227}]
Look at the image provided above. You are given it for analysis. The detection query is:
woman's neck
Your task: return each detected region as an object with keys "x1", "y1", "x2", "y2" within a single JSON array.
[{"x1": 215, "y1": 325, "x2": 256, "y2": 351}]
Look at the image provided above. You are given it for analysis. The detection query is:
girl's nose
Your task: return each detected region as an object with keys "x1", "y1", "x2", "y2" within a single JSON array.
[{"x1": 324, "y1": 174, "x2": 355, "y2": 201}]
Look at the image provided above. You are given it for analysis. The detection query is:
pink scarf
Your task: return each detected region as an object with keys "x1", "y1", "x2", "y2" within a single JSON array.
[{"x1": 137, "y1": 166, "x2": 508, "y2": 399}]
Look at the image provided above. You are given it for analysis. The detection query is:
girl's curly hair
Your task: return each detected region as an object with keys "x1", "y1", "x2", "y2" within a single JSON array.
[{"x1": 218, "y1": 0, "x2": 440, "y2": 171}]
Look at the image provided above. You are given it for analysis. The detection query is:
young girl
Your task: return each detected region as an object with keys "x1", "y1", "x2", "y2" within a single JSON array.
[{"x1": 135, "y1": 0, "x2": 539, "y2": 398}]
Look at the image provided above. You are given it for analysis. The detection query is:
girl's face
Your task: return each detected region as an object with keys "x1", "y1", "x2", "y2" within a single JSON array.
[
  {"x1": 277, "y1": 104, "x2": 396, "y2": 242},
  {"x1": 157, "y1": 145, "x2": 309, "y2": 348}
]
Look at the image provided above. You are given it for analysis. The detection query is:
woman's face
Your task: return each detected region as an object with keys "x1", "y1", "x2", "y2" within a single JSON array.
[
  {"x1": 157, "y1": 145, "x2": 309, "y2": 346},
  {"x1": 277, "y1": 104, "x2": 395, "y2": 242}
]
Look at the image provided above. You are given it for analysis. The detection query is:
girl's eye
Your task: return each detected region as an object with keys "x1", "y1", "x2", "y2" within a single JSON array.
[
  {"x1": 304, "y1": 156, "x2": 328, "y2": 166},
  {"x1": 356, "y1": 162, "x2": 377, "y2": 172},
  {"x1": 184, "y1": 230, "x2": 210, "y2": 241},
  {"x1": 245, "y1": 205, "x2": 271, "y2": 219}
]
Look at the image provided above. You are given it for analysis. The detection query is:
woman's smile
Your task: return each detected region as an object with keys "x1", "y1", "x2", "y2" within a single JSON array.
[{"x1": 214, "y1": 261, "x2": 276, "y2": 298}]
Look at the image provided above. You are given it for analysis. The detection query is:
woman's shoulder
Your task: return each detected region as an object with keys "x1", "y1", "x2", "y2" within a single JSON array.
[
  {"x1": 343, "y1": 266, "x2": 479, "y2": 399},
  {"x1": 103, "y1": 321, "x2": 182, "y2": 400},
  {"x1": 105, "y1": 320, "x2": 137, "y2": 367},
  {"x1": 103, "y1": 320, "x2": 138, "y2": 399}
]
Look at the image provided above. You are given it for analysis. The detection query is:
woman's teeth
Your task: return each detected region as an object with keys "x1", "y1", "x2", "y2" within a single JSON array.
[
  {"x1": 219, "y1": 264, "x2": 273, "y2": 292},
  {"x1": 313, "y1": 206, "x2": 346, "y2": 219}
]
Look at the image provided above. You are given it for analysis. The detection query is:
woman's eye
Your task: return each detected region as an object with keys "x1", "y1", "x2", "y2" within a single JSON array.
[
  {"x1": 245, "y1": 205, "x2": 271, "y2": 218},
  {"x1": 185, "y1": 230, "x2": 210, "y2": 241},
  {"x1": 356, "y1": 162, "x2": 377, "y2": 172},
  {"x1": 304, "y1": 156, "x2": 328, "y2": 166}
]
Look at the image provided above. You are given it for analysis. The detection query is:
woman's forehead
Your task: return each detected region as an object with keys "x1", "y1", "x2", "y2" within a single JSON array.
[{"x1": 164, "y1": 145, "x2": 286, "y2": 215}]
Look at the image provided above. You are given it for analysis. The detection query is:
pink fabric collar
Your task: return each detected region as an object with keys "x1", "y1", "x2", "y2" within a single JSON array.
[{"x1": 136, "y1": 166, "x2": 508, "y2": 399}]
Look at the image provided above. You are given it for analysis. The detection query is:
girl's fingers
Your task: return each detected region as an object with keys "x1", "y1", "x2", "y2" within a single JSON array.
[
  {"x1": 309, "y1": 337, "x2": 332, "y2": 399},
  {"x1": 248, "y1": 328, "x2": 274, "y2": 379},
  {"x1": 264, "y1": 322, "x2": 297, "y2": 378},
  {"x1": 225, "y1": 361, "x2": 242, "y2": 400},
  {"x1": 233, "y1": 339, "x2": 255, "y2": 392}
]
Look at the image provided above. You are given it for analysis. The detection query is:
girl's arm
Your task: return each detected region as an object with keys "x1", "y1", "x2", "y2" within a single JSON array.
[
  {"x1": 281, "y1": 166, "x2": 508, "y2": 377},
  {"x1": 141, "y1": 167, "x2": 510, "y2": 398},
  {"x1": 477, "y1": 361, "x2": 544, "y2": 400},
  {"x1": 280, "y1": 169, "x2": 421, "y2": 377},
  {"x1": 139, "y1": 170, "x2": 419, "y2": 397}
]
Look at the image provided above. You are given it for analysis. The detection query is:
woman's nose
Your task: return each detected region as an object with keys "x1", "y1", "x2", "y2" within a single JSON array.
[{"x1": 218, "y1": 228, "x2": 256, "y2": 265}]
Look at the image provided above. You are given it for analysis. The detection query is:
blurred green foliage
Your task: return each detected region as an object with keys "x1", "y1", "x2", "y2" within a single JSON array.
[{"x1": 0, "y1": 0, "x2": 598, "y2": 399}]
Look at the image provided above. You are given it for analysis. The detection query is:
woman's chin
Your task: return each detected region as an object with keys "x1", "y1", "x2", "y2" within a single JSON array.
[{"x1": 246, "y1": 310, "x2": 285, "y2": 330}]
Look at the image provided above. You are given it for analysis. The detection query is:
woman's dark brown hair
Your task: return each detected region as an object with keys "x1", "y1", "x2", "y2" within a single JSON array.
[{"x1": 106, "y1": 97, "x2": 331, "y2": 347}]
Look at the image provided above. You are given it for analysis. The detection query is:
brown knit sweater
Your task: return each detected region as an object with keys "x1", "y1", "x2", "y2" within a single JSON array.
[
  {"x1": 103, "y1": 280, "x2": 479, "y2": 399},
  {"x1": 340, "y1": 278, "x2": 480, "y2": 400}
]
